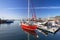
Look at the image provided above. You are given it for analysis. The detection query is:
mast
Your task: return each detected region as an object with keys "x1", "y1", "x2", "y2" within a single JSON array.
[
  {"x1": 28, "y1": 0, "x2": 30, "y2": 21},
  {"x1": 28, "y1": 0, "x2": 30, "y2": 39},
  {"x1": 31, "y1": 0, "x2": 36, "y2": 21}
]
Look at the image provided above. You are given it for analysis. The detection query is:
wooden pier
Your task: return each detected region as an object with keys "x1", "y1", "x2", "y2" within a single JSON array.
[{"x1": 37, "y1": 26, "x2": 60, "y2": 33}]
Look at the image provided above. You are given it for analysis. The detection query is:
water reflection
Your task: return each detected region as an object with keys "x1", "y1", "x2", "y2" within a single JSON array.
[
  {"x1": 0, "y1": 21, "x2": 59, "y2": 40},
  {"x1": 21, "y1": 26, "x2": 60, "y2": 40},
  {"x1": 37, "y1": 29, "x2": 49, "y2": 36},
  {"x1": 37, "y1": 28, "x2": 60, "y2": 37},
  {"x1": 22, "y1": 28, "x2": 39, "y2": 40}
]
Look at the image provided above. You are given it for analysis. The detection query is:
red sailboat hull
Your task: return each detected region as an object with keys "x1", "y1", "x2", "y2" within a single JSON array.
[{"x1": 21, "y1": 23, "x2": 37, "y2": 31}]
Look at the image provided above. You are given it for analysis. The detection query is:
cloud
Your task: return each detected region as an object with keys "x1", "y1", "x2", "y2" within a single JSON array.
[
  {"x1": 6, "y1": 7, "x2": 28, "y2": 10},
  {"x1": 2, "y1": 7, "x2": 60, "y2": 10},
  {"x1": 34, "y1": 7, "x2": 60, "y2": 9}
]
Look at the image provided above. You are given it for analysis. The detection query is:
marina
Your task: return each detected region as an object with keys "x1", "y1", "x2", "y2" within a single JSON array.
[
  {"x1": 0, "y1": 21, "x2": 59, "y2": 40},
  {"x1": 20, "y1": 0, "x2": 60, "y2": 40},
  {"x1": 0, "y1": 0, "x2": 60, "y2": 40}
]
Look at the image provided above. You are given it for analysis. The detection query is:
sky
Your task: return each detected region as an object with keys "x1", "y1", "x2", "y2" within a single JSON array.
[{"x1": 0, "y1": 0, "x2": 60, "y2": 19}]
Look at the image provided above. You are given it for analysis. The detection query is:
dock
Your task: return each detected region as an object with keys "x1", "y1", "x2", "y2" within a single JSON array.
[{"x1": 37, "y1": 26, "x2": 60, "y2": 33}]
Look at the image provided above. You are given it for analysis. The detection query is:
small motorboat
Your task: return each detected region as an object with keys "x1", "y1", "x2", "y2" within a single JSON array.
[{"x1": 6, "y1": 20, "x2": 13, "y2": 23}]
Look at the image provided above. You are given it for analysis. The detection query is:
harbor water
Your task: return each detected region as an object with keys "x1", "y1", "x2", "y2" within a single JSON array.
[{"x1": 0, "y1": 21, "x2": 60, "y2": 40}]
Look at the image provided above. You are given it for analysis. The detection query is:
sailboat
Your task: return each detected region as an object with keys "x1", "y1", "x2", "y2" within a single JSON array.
[{"x1": 21, "y1": 0, "x2": 37, "y2": 31}]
